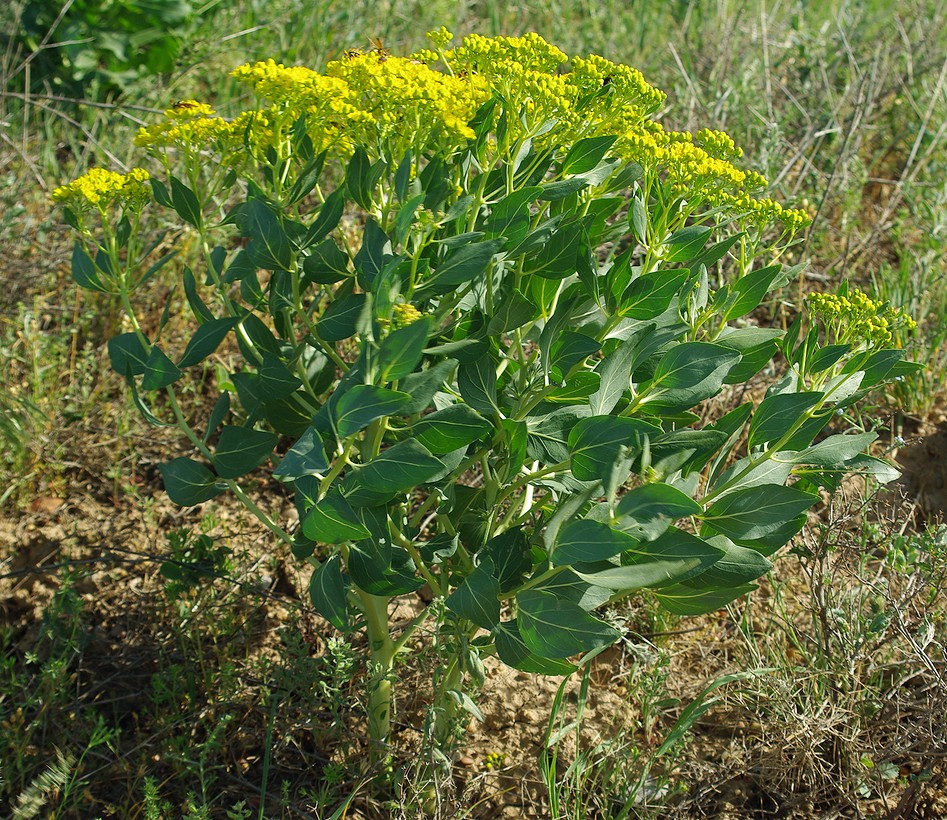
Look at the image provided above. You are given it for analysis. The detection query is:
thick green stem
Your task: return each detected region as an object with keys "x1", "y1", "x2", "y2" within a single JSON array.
[{"x1": 359, "y1": 590, "x2": 395, "y2": 758}]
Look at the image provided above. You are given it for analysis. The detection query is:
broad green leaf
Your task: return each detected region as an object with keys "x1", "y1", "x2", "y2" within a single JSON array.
[
  {"x1": 258, "y1": 352, "x2": 303, "y2": 399},
  {"x1": 526, "y1": 406, "x2": 591, "y2": 465},
  {"x1": 701, "y1": 484, "x2": 818, "y2": 550},
  {"x1": 273, "y1": 427, "x2": 328, "y2": 481},
  {"x1": 724, "y1": 264, "x2": 783, "y2": 321},
  {"x1": 309, "y1": 554, "x2": 348, "y2": 631},
  {"x1": 397, "y1": 359, "x2": 458, "y2": 414},
  {"x1": 663, "y1": 225, "x2": 711, "y2": 261},
  {"x1": 394, "y1": 194, "x2": 425, "y2": 246},
  {"x1": 71, "y1": 242, "x2": 108, "y2": 292},
  {"x1": 345, "y1": 146, "x2": 381, "y2": 210},
  {"x1": 568, "y1": 416, "x2": 660, "y2": 482},
  {"x1": 170, "y1": 176, "x2": 202, "y2": 227},
  {"x1": 419, "y1": 239, "x2": 503, "y2": 295},
  {"x1": 108, "y1": 332, "x2": 148, "y2": 377},
  {"x1": 213, "y1": 425, "x2": 278, "y2": 478},
  {"x1": 159, "y1": 457, "x2": 222, "y2": 506},
  {"x1": 576, "y1": 528, "x2": 723, "y2": 591},
  {"x1": 141, "y1": 345, "x2": 182, "y2": 391},
  {"x1": 589, "y1": 336, "x2": 637, "y2": 414},
  {"x1": 562, "y1": 135, "x2": 617, "y2": 175},
  {"x1": 488, "y1": 290, "x2": 536, "y2": 334},
  {"x1": 183, "y1": 266, "x2": 214, "y2": 322},
  {"x1": 286, "y1": 148, "x2": 326, "y2": 205},
  {"x1": 530, "y1": 570, "x2": 612, "y2": 612},
  {"x1": 494, "y1": 621, "x2": 578, "y2": 675},
  {"x1": 645, "y1": 428, "x2": 728, "y2": 477},
  {"x1": 348, "y1": 541, "x2": 424, "y2": 595},
  {"x1": 178, "y1": 318, "x2": 238, "y2": 368},
  {"x1": 553, "y1": 519, "x2": 638, "y2": 565},
  {"x1": 302, "y1": 491, "x2": 371, "y2": 543},
  {"x1": 517, "y1": 589, "x2": 620, "y2": 659},
  {"x1": 301, "y1": 187, "x2": 345, "y2": 248},
  {"x1": 620, "y1": 268, "x2": 689, "y2": 320},
  {"x1": 483, "y1": 528, "x2": 532, "y2": 592},
  {"x1": 748, "y1": 392, "x2": 825, "y2": 449},
  {"x1": 317, "y1": 292, "x2": 368, "y2": 342},
  {"x1": 203, "y1": 392, "x2": 230, "y2": 443},
  {"x1": 354, "y1": 219, "x2": 392, "y2": 290},
  {"x1": 710, "y1": 456, "x2": 794, "y2": 498},
  {"x1": 411, "y1": 404, "x2": 492, "y2": 454},
  {"x1": 615, "y1": 483, "x2": 702, "y2": 540},
  {"x1": 377, "y1": 317, "x2": 432, "y2": 382},
  {"x1": 684, "y1": 535, "x2": 772, "y2": 586},
  {"x1": 457, "y1": 358, "x2": 499, "y2": 414},
  {"x1": 551, "y1": 332, "x2": 600, "y2": 377},
  {"x1": 643, "y1": 342, "x2": 740, "y2": 409},
  {"x1": 357, "y1": 439, "x2": 445, "y2": 493},
  {"x1": 655, "y1": 582, "x2": 758, "y2": 616},
  {"x1": 333, "y1": 385, "x2": 411, "y2": 438},
  {"x1": 796, "y1": 431, "x2": 877, "y2": 467},
  {"x1": 445, "y1": 556, "x2": 500, "y2": 629},
  {"x1": 528, "y1": 222, "x2": 583, "y2": 279},
  {"x1": 246, "y1": 198, "x2": 292, "y2": 270},
  {"x1": 847, "y1": 454, "x2": 901, "y2": 484},
  {"x1": 303, "y1": 238, "x2": 350, "y2": 284}
]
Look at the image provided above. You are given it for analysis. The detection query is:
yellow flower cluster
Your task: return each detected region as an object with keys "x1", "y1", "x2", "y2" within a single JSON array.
[
  {"x1": 391, "y1": 303, "x2": 424, "y2": 328},
  {"x1": 52, "y1": 167, "x2": 152, "y2": 211},
  {"x1": 482, "y1": 751, "x2": 507, "y2": 771},
  {"x1": 135, "y1": 100, "x2": 233, "y2": 153},
  {"x1": 807, "y1": 288, "x2": 916, "y2": 347},
  {"x1": 325, "y1": 52, "x2": 488, "y2": 146}
]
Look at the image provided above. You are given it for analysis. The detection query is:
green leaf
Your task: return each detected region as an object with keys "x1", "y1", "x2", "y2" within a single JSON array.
[
  {"x1": 317, "y1": 292, "x2": 368, "y2": 342},
  {"x1": 183, "y1": 266, "x2": 214, "y2": 322},
  {"x1": 377, "y1": 317, "x2": 432, "y2": 382},
  {"x1": 203, "y1": 392, "x2": 231, "y2": 443},
  {"x1": 345, "y1": 146, "x2": 382, "y2": 210},
  {"x1": 178, "y1": 318, "x2": 237, "y2": 368},
  {"x1": 684, "y1": 535, "x2": 772, "y2": 586},
  {"x1": 141, "y1": 345, "x2": 182, "y2": 390},
  {"x1": 411, "y1": 404, "x2": 492, "y2": 454},
  {"x1": 309, "y1": 554, "x2": 348, "y2": 631},
  {"x1": 397, "y1": 359, "x2": 458, "y2": 414},
  {"x1": 620, "y1": 268, "x2": 689, "y2": 319},
  {"x1": 213, "y1": 425, "x2": 278, "y2": 479},
  {"x1": 273, "y1": 427, "x2": 328, "y2": 481},
  {"x1": 287, "y1": 149, "x2": 327, "y2": 206},
  {"x1": 159, "y1": 457, "x2": 223, "y2": 506},
  {"x1": 701, "y1": 484, "x2": 818, "y2": 550},
  {"x1": 568, "y1": 416, "x2": 660, "y2": 482},
  {"x1": 562, "y1": 135, "x2": 617, "y2": 175},
  {"x1": 795, "y1": 431, "x2": 876, "y2": 467},
  {"x1": 333, "y1": 386, "x2": 410, "y2": 439},
  {"x1": 302, "y1": 186, "x2": 345, "y2": 248},
  {"x1": 575, "y1": 528, "x2": 724, "y2": 591},
  {"x1": 483, "y1": 528, "x2": 532, "y2": 592},
  {"x1": 419, "y1": 239, "x2": 503, "y2": 296},
  {"x1": 724, "y1": 264, "x2": 783, "y2": 321},
  {"x1": 357, "y1": 439, "x2": 445, "y2": 493},
  {"x1": 445, "y1": 556, "x2": 500, "y2": 629},
  {"x1": 488, "y1": 290, "x2": 536, "y2": 335},
  {"x1": 655, "y1": 582, "x2": 758, "y2": 615},
  {"x1": 494, "y1": 621, "x2": 578, "y2": 675},
  {"x1": 615, "y1": 483, "x2": 702, "y2": 540},
  {"x1": 526, "y1": 406, "x2": 591, "y2": 465},
  {"x1": 530, "y1": 570, "x2": 612, "y2": 612},
  {"x1": 748, "y1": 392, "x2": 825, "y2": 449},
  {"x1": 302, "y1": 491, "x2": 371, "y2": 543},
  {"x1": 516, "y1": 589, "x2": 620, "y2": 659},
  {"x1": 246, "y1": 198, "x2": 293, "y2": 270},
  {"x1": 458, "y1": 358, "x2": 499, "y2": 415},
  {"x1": 258, "y1": 352, "x2": 303, "y2": 399},
  {"x1": 71, "y1": 243, "x2": 109, "y2": 292},
  {"x1": 663, "y1": 226, "x2": 711, "y2": 262},
  {"x1": 170, "y1": 176, "x2": 202, "y2": 227},
  {"x1": 108, "y1": 332, "x2": 149, "y2": 377},
  {"x1": 528, "y1": 222, "x2": 583, "y2": 279},
  {"x1": 553, "y1": 519, "x2": 639, "y2": 565},
  {"x1": 643, "y1": 342, "x2": 740, "y2": 410},
  {"x1": 303, "y1": 239, "x2": 350, "y2": 284},
  {"x1": 551, "y1": 332, "x2": 600, "y2": 377},
  {"x1": 354, "y1": 220, "x2": 392, "y2": 290}
]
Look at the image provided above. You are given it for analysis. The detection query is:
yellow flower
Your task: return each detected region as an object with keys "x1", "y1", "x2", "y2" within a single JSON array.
[{"x1": 52, "y1": 167, "x2": 152, "y2": 211}]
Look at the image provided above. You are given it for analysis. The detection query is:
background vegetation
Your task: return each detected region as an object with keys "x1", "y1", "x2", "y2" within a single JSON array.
[{"x1": 1, "y1": 0, "x2": 945, "y2": 817}]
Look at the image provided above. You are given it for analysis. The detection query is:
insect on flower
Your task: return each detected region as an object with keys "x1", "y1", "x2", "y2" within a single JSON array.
[{"x1": 171, "y1": 100, "x2": 201, "y2": 111}]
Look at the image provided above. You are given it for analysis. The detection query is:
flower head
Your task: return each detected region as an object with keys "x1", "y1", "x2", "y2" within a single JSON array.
[{"x1": 52, "y1": 167, "x2": 152, "y2": 212}]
